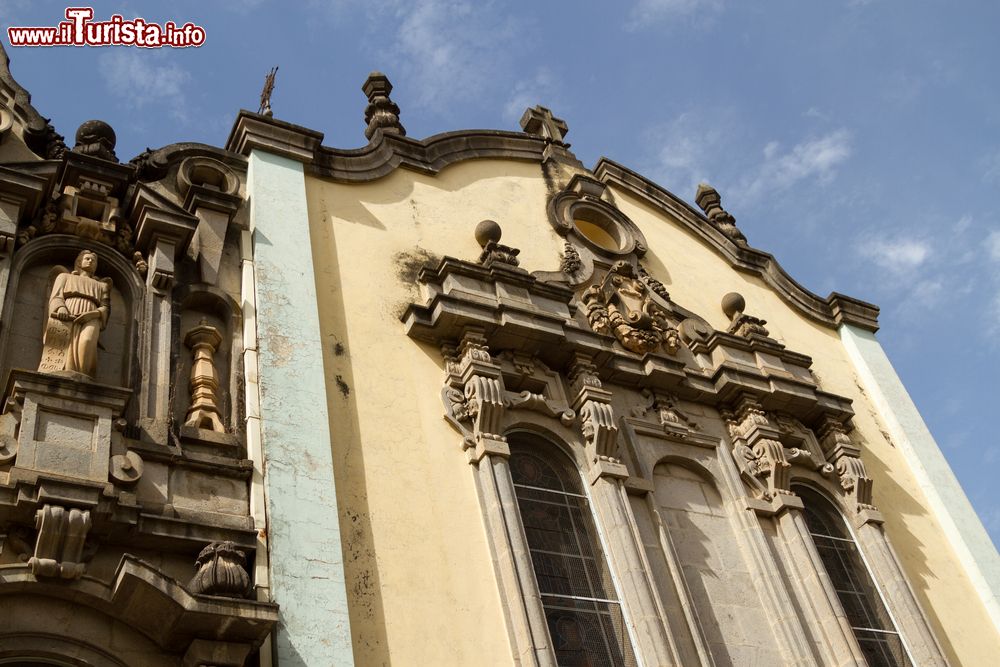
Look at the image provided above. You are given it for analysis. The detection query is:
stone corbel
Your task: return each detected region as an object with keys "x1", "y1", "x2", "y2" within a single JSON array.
[
  {"x1": 724, "y1": 395, "x2": 795, "y2": 506},
  {"x1": 28, "y1": 504, "x2": 92, "y2": 579},
  {"x1": 132, "y1": 188, "x2": 198, "y2": 290},
  {"x1": 442, "y1": 329, "x2": 509, "y2": 462},
  {"x1": 817, "y1": 416, "x2": 878, "y2": 519},
  {"x1": 568, "y1": 354, "x2": 628, "y2": 482}
]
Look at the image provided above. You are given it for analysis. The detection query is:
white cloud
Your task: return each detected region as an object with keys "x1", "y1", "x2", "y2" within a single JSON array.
[
  {"x1": 954, "y1": 214, "x2": 973, "y2": 234},
  {"x1": 503, "y1": 68, "x2": 557, "y2": 123},
  {"x1": 645, "y1": 111, "x2": 727, "y2": 198},
  {"x1": 99, "y1": 51, "x2": 191, "y2": 120},
  {"x1": 735, "y1": 129, "x2": 852, "y2": 202},
  {"x1": 858, "y1": 237, "x2": 931, "y2": 274},
  {"x1": 627, "y1": 0, "x2": 724, "y2": 29},
  {"x1": 388, "y1": 0, "x2": 520, "y2": 113},
  {"x1": 987, "y1": 230, "x2": 1000, "y2": 262}
]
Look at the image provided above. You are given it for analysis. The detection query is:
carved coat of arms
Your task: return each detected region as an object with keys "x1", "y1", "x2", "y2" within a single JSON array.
[{"x1": 581, "y1": 261, "x2": 680, "y2": 355}]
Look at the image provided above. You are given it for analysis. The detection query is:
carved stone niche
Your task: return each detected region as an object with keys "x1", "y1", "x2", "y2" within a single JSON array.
[
  {"x1": 3, "y1": 369, "x2": 131, "y2": 483},
  {"x1": 0, "y1": 239, "x2": 144, "y2": 392},
  {"x1": 174, "y1": 288, "x2": 240, "y2": 450}
]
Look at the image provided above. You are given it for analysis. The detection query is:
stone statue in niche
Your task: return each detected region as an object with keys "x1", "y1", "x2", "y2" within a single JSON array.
[{"x1": 38, "y1": 250, "x2": 111, "y2": 378}]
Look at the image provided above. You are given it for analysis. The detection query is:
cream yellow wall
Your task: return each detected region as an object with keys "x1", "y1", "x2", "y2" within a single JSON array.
[
  {"x1": 304, "y1": 154, "x2": 998, "y2": 666},
  {"x1": 305, "y1": 160, "x2": 565, "y2": 666},
  {"x1": 611, "y1": 184, "x2": 1000, "y2": 666}
]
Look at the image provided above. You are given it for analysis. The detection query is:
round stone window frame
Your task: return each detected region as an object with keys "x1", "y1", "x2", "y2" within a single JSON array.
[{"x1": 549, "y1": 186, "x2": 647, "y2": 259}]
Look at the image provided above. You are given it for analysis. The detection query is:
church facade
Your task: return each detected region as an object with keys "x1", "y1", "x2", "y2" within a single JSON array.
[{"x1": 0, "y1": 41, "x2": 998, "y2": 666}]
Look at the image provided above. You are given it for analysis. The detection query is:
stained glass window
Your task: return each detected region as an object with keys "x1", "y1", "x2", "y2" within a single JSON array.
[{"x1": 509, "y1": 435, "x2": 637, "y2": 667}]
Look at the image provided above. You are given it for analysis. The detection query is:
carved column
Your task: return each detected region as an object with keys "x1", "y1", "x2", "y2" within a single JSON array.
[
  {"x1": 770, "y1": 507, "x2": 871, "y2": 666},
  {"x1": 853, "y1": 523, "x2": 949, "y2": 666},
  {"x1": 710, "y1": 445, "x2": 843, "y2": 666},
  {"x1": 445, "y1": 329, "x2": 555, "y2": 667},
  {"x1": 133, "y1": 206, "x2": 195, "y2": 442},
  {"x1": 567, "y1": 354, "x2": 682, "y2": 666},
  {"x1": 0, "y1": 168, "x2": 47, "y2": 318},
  {"x1": 0, "y1": 195, "x2": 19, "y2": 306}
]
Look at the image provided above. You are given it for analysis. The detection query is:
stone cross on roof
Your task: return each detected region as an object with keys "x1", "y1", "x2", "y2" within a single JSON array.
[{"x1": 520, "y1": 105, "x2": 568, "y2": 145}]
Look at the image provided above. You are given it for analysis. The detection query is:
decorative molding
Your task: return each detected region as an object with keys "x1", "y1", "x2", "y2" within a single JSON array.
[
  {"x1": 362, "y1": 71, "x2": 406, "y2": 141},
  {"x1": 568, "y1": 353, "x2": 620, "y2": 466},
  {"x1": 594, "y1": 159, "x2": 880, "y2": 332},
  {"x1": 694, "y1": 183, "x2": 747, "y2": 246}
]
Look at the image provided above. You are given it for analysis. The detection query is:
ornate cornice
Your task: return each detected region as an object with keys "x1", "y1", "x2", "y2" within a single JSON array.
[
  {"x1": 593, "y1": 159, "x2": 880, "y2": 332},
  {"x1": 221, "y1": 109, "x2": 879, "y2": 333}
]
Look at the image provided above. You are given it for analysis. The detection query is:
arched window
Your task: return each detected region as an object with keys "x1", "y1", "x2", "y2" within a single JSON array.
[
  {"x1": 796, "y1": 486, "x2": 913, "y2": 667},
  {"x1": 509, "y1": 434, "x2": 637, "y2": 667}
]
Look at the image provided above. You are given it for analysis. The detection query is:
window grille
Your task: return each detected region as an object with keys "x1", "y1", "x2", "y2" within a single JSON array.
[
  {"x1": 797, "y1": 486, "x2": 913, "y2": 667},
  {"x1": 509, "y1": 438, "x2": 638, "y2": 667}
]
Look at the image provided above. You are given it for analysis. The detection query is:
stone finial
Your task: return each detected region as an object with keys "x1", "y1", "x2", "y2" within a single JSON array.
[
  {"x1": 363, "y1": 71, "x2": 406, "y2": 141},
  {"x1": 189, "y1": 541, "x2": 251, "y2": 597},
  {"x1": 72, "y1": 119, "x2": 117, "y2": 162},
  {"x1": 695, "y1": 183, "x2": 747, "y2": 246},
  {"x1": 474, "y1": 219, "x2": 520, "y2": 267},
  {"x1": 184, "y1": 322, "x2": 226, "y2": 432},
  {"x1": 519, "y1": 105, "x2": 568, "y2": 144},
  {"x1": 722, "y1": 292, "x2": 770, "y2": 339}
]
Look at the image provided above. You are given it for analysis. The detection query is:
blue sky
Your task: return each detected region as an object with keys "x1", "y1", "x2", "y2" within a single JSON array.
[{"x1": 3, "y1": 1, "x2": 999, "y2": 545}]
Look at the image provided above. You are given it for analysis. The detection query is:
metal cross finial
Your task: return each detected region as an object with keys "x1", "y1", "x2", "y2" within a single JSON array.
[
  {"x1": 259, "y1": 66, "x2": 278, "y2": 118},
  {"x1": 519, "y1": 105, "x2": 569, "y2": 144}
]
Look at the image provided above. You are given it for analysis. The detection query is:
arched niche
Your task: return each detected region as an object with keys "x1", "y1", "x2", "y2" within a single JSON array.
[
  {"x1": 173, "y1": 285, "x2": 242, "y2": 437},
  {"x1": 0, "y1": 236, "x2": 145, "y2": 393},
  {"x1": 649, "y1": 457, "x2": 784, "y2": 666}
]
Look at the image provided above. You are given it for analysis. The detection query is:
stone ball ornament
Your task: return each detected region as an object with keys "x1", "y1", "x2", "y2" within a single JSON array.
[
  {"x1": 474, "y1": 219, "x2": 503, "y2": 247},
  {"x1": 75, "y1": 119, "x2": 117, "y2": 150},
  {"x1": 721, "y1": 292, "x2": 747, "y2": 319}
]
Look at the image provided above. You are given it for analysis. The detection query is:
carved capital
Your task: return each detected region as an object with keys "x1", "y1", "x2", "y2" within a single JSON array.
[
  {"x1": 816, "y1": 416, "x2": 875, "y2": 511},
  {"x1": 443, "y1": 329, "x2": 509, "y2": 457},
  {"x1": 568, "y1": 354, "x2": 618, "y2": 462},
  {"x1": 725, "y1": 397, "x2": 793, "y2": 501}
]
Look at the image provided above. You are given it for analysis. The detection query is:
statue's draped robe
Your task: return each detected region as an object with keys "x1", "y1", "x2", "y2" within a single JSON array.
[{"x1": 40, "y1": 271, "x2": 110, "y2": 377}]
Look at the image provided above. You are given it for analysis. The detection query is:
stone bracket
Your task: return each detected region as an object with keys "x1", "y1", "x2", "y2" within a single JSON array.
[{"x1": 28, "y1": 503, "x2": 91, "y2": 579}]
